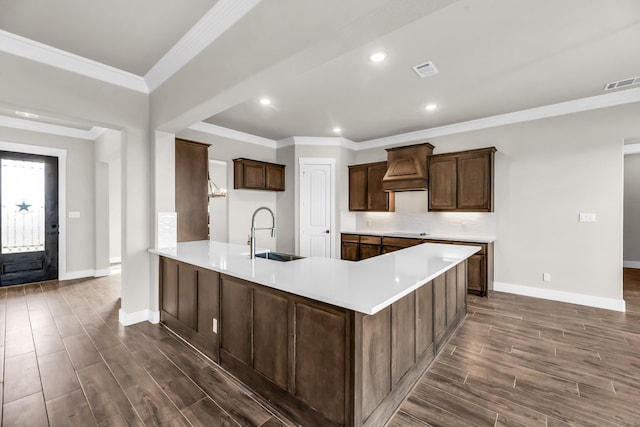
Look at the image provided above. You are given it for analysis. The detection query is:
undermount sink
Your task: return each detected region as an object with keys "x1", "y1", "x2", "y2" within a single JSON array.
[{"x1": 255, "y1": 251, "x2": 305, "y2": 262}]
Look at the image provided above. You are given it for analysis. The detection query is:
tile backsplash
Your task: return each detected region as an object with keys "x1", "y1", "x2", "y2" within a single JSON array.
[{"x1": 341, "y1": 192, "x2": 496, "y2": 237}]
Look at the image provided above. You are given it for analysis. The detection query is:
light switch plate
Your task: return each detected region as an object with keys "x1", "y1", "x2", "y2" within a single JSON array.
[
  {"x1": 579, "y1": 213, "x2": 596, "y2": 222},
  {"x1": 543, "y1": 273, "x2": 551, "y2": 282},
  {"x1": 68, "y1": 211, "x2": 80, "y2": 218}
]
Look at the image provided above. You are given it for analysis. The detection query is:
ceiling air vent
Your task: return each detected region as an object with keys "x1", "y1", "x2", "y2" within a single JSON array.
[
  {"x1": 603, "y1": 75, "x2": 640, "y2": 91},
  {"x1": 413, "y1": 61, "x2": 439, "y2": 78}
]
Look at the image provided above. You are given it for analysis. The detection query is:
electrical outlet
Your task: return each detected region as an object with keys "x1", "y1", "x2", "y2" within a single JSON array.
[
  {"x1": 212, "y1": 318, "x2": 218, "y2": 333},
  {"x1": 543, "y1": 273, "x2": 551, "y2": 282},
  {"x1": 579, "y1": 213, "x2": 596, "y2": 222}
]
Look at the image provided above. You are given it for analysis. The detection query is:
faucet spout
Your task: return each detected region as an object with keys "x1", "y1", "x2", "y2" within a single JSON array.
[{"x1": 250, "y1": 207, "x2": 276, "y2": 259}]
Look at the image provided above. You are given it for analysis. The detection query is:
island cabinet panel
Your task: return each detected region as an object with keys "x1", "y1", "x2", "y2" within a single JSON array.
[
  {"x1": 253, "y1": 289, "x2": 288, "y2": 389},
  {"x1": 197, "y1": 268, "x2": 220, "y2": 347},
  {"x1": 456, "y1": 262, "x2": 467, "y2": 316},
  {"x1": 361, "y1": 307, "x2": 391, "y2": 421},
  {"x1": 295, "y1": 303, "x2": 347, "y2": 426},
  {"x1": 391, "y1": 293, "x2": 416, "y2": 385},
  {"x1": 159, "y1": 257, "x2": 219, "y2": 362},
  {"x1": 178, "y1": 263, "x2": 198, "y2": 330},
  {"x1": 446, "y1": 268, "x2": 457, "y2": 326},
  {"x1": 220, "y1": 276, "x2": 252, "y2": 366},
  {"x1": 433, "y1": 274, "x2": 447, "y2": 350},
  {"x1": 415, "y1": 281, "x2": 434, "y2": 357},
  {"x1": 161, "y1": 257, "x2": 178, "y2": 318}
]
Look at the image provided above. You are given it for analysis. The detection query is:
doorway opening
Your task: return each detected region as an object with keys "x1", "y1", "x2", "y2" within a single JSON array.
[
  {"x1": 0, "y1": 150, "x2": 59, "y2": 286},
  {"x1": 623, "y1": 139, "x2": 640, "y2": 307}
]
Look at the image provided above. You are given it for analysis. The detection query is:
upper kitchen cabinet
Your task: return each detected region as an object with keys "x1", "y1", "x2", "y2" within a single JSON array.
[
  {"x1": 349, "y1": 161, "x2": 395, "y2": 212},
  {"x1": 428, "y1": 147, "x2": 496, "y2": 212},
  {"x1": 176, "y1": 138, "x2": 210, "y2": 242},
  {"x1": 233, "y1": 158, "x2": 285, "y2": 191}
]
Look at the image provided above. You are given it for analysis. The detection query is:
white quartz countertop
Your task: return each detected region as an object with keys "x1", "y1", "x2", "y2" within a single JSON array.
[
  {"x1": 150, "y1": 240, "x2": 479, "y2": 315},
  {"x1": 341, "y1": 230, "x2": 495, "y2": 244}
]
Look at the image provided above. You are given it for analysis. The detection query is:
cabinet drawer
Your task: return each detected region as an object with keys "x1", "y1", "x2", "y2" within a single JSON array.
[
  {"x1": 360, "y1": 235, "x2": 381, "y2": 245},
  {"x1": 341, "y1": 234, "x2": 360, "y2": 243},
  {"x1": 381, "y1": 237, "x2": 423, "y2": 248}
]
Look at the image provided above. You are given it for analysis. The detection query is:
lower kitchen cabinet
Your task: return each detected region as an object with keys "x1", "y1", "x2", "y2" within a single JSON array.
[
  {"x1": 341, "y1": 233, "x2": 493, "y2": 296},
  {"x1": 160, "y1": 257, "x2": 220, "y2": 361}
]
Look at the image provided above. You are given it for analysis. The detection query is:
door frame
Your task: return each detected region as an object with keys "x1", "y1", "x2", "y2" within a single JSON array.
[
  {"x1": 298, "y1": 157, "x2": 336, "y2": 258},
  {"x1": 0, "y1": 141, "x2": 67, "y2": 280}
]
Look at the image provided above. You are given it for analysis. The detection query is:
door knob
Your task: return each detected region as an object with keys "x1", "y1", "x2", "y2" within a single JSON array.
[{"x1": 324, "y1": 230, "x2": 330, "y2": 234}]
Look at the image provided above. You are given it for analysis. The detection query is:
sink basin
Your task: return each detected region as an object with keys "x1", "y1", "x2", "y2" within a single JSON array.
[{"x1": 255, "y1": 251, "x2": 305, "y2": 262}]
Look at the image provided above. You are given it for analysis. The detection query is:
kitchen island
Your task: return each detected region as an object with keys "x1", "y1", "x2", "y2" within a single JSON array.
[{"x1": 150, "y1": 240, "x2": 479, "y2": 427}]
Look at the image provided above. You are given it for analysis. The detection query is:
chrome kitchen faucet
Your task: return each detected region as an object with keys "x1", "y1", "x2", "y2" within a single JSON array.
[{"x1": 249, "y1": 206, "x2": 276, "y2": 259}]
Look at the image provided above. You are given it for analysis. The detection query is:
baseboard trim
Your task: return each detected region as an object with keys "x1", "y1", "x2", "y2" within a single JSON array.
[
  {"x1": 60, "y1": 269, "x2": 95, "y2": 281},
  {"x1": 623, "y1": 261, "x2": 640, "y2": 269},
  {"x1": 110, "y1": 256, "x2": 122, "y2": 264},
  {"x1": 118, "y1": 309, "x2": 160, "y2": 326},
  {"x1": 94, "y1": 268, "x2": 111, "y2": 277},
  {"x1": 493, "y1": 282, "x2": 626, "y2": 312}
]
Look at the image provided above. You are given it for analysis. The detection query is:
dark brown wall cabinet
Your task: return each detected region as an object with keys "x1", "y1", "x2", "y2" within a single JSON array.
[
  {"x1": 160, "y1": 257, "x2": 220, "y2": 362},
  {"x1": 175, "y1": 139, "x2": 210, "y2": 242},
  {"x1": 349, "y1": 162, "x2": 395, "y2": 212},
  {"x1": 428, "y1": 147, "x2": 496, "y2": 212},
  {"x1": 233, "y1": 158, "x2": 285, "y2": 191}
]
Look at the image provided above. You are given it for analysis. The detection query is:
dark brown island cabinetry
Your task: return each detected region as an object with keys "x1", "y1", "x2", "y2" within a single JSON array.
[
  {"x1": 341, "y1": 234, "x2": 493, "y2": 297},
  {"x1": 159, "y1": 257, "x2": 220, "y2": 362},
  {"x1": 233, "y1": 158, "x2": 286, "y2": 191},
  {"x1": 158, "y1": 256, "x2": 468, "y2": 427},
  {"x1": 349, "y1": 161, "x2": 395, "y2": 211},
  {"x1": 428, "y1": 147, "x2": 496, "y2": 212},
  {"x1": 175, "y1": 139, "x2": 210, "y2": 242}
]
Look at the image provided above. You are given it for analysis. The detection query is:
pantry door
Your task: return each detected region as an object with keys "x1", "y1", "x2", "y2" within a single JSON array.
[
  {"x1": 299, "y1": 158, "x2": 335, "y2": 258},
  {"x1": 0, "y1": 151, "x2": 59, "y2": 286}
]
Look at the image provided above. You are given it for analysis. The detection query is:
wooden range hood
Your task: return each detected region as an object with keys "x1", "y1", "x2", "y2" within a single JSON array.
[{"x1": 382, "y1": 142, "x2": 434, "y2": 192}]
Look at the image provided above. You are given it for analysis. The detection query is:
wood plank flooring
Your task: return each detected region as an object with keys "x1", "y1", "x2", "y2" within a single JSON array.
[
  {"x1": 0, "y1": 269, "x2": 639, "y2": 426},
  {"x1": 390, "y1": 268, "x2": 640, "y2": 427}
]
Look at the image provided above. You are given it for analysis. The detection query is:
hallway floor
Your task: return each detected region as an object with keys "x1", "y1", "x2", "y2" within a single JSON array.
[{"x1": 0, "y1": 270, "x2": 638, "y2": 426}]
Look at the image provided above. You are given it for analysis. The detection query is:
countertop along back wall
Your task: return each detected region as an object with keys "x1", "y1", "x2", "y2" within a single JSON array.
[{"x1": 353, "y1": 102, "x2": 640, "y2": 308}]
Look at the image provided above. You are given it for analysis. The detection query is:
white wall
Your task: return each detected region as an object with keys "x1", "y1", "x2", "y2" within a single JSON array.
[
  {"x1": 1, "y1": 51, "x2": 151, "y2": 324},
  {"x1": 354, "y1": 104, "x2": 640, "y2": 307},
  {"x1": 177, "y1": 129, "x2": 278, "y2": 251},
  {"x1": 0, "y1": 126, "x2": 95, "y2": 275},
  {"x1": 624, "y1": 153, "x2": 640, "y2": 267}
]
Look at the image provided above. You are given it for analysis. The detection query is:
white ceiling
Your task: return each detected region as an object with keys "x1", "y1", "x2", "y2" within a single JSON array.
[{"x1": 1, "y1": 0, "x2": 639, "y2": 142}]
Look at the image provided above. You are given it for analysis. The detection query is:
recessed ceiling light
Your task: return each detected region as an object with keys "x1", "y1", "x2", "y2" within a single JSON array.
[
  {"x1": 424, "y1": 104, "x2": 437, "y2": 111},
  {"x1": 369, "y1": 52, "x2": 387, "y2": 63},
  {"x1": 258, "y1": 97, "x2": 271, "y2": 105},
  {"x1": 15, "y1": 111, "x2": 39, "y2": 118},
  {"x1": 332, "y1": 127, "x2": 342, "y2": 134}
]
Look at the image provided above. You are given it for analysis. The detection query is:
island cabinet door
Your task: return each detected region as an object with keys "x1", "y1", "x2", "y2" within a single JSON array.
[
  {"x1": 220, "y1": 276, "x2": 252, "y2": 366},
  {"x1": 160, "y1": 257, "x2": 178, "y2": 318},
  {"x1": 196, "y1": 268, "x2": 220, "y2": 348},
  {"x1": 177, "y1": 263, "x2": 198, "y2": 330}
]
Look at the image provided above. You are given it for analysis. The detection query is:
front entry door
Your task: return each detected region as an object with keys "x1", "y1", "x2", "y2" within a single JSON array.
[{"x1": 0, "y1": 151, "x2": 59, "y2": 286}]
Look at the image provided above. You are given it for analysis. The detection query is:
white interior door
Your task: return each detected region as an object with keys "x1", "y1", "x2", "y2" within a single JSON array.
[{"x1": 300, "y1": 160, "x2": 334, "y2": 258}]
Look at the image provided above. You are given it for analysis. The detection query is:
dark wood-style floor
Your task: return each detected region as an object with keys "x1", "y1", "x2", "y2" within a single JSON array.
[{"x1": 0, "y1": 269, "x2": 639, "y2": 426}]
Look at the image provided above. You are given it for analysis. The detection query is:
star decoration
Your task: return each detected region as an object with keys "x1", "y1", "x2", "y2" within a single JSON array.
[{"x1": 16, "y1": 201, "x2": 31, "y2": 212}]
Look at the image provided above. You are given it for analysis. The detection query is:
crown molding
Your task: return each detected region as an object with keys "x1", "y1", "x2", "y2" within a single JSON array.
[
  {"x1": 0, "y1": 115, "x2": 106, "y2": 140},
  {"x1": 191, "y1": 87, "x2": 640, "y2": 152},
  {"x1": 358, "y1": 87, "x2": 640, "y2": 149},
  {"x1": 292, "y1": 136, "x2": 357, "y2": 150},
  {"x1": 145, "y1": 0, "x2": 261, "y2": 92},
  {"x1": 0, "y1": 30, "x2": 148, "y2": 93},
  {"x1": 188, "y1": 121, "x2": 276, "y2": 148}
]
